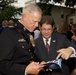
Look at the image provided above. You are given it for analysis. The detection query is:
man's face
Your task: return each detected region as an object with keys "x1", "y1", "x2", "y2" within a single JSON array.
[
  {"x1": 40, "y1": 23, "x2": 53, "y2": 39},
  {"x1": 23, "y1": 12, "x2": 42, "y2": 32}
]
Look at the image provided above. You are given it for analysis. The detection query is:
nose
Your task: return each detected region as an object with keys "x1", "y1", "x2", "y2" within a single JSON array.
[{"x1": 45, "y1": 29, "x2": 48, "y2": 33}]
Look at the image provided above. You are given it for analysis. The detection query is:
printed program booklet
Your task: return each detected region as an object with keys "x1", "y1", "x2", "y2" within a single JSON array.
[{"x1": 44, "y1": 58, "x2": 62, "y2": 69}]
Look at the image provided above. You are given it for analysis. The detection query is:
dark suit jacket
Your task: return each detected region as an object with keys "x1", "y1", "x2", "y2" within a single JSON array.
[
  {"x1": 0, "y1": 26, "x2": 4, "y2": 33},
  {"x1": 0, "y1": 21, "x2": 38, "y2": 75},
  {"x1": 35, "y1": 33, "x2": 74, "y2": 75}
]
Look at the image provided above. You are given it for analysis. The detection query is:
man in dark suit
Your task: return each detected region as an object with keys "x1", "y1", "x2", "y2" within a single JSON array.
[
  {"x1": 35, "y1": 15, "x2": 76, "y2": 75},
  {"x1": 0, "y1": 20, "x2": 8, "y2": 33},
  {"x1": 0, "y1": 3, "x2": 45, "y2": 75}
]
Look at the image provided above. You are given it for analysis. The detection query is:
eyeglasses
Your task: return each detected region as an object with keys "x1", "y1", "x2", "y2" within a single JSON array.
[{"x1": 41, "y1": 28, "x2": 52, "y2": 31}]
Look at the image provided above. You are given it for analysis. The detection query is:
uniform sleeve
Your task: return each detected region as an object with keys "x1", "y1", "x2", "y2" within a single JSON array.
[{"x1": 0, "y1": 30, "x2": 26, "y2": 75}]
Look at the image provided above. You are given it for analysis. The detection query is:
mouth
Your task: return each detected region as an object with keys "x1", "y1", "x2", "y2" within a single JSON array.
[{"x1": 45, "y1": 34, "x2": 49, "y2": 36}]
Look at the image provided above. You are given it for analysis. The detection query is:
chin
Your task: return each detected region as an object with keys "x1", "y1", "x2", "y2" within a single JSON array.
[
  {"x1": 44, "y1": 36, "x2": 49, "y2": 38},
  {"x1": 29, "y1": 30, "x2": 34, "y2": 32}
]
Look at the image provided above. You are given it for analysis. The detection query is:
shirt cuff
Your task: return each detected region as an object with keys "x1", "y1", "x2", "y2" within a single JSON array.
[
  {"x1": 25, "y1": 69, "x2": 27, "y2": 75},
  {"x1": 69, "y1": 47, "x2": 76, "y2": 57}
]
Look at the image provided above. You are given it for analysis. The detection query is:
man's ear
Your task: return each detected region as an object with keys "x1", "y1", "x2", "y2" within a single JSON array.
[
  {"x1": 53, "y1": 26, "x2": 55, "y2": 30},
  {"x1": 22, "y1": 13, "x2": 26, "y2": 18}
]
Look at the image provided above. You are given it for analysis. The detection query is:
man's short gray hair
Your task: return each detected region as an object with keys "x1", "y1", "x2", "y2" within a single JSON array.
[
  {"x1": 2, "y1": 20, "x2": 8, "y2": 25},
  {"x1": 23, "y1": 3, "x2": 42, "y2": 15}
]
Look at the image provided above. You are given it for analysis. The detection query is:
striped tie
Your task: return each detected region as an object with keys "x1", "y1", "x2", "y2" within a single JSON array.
[{"x1": 45, "y1": 39, "x2": 50, "y2": 51}]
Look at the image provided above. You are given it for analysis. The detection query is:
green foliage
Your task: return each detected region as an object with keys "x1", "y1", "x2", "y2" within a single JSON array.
[
  {"x1": 0, "y1": 6, "x2": 20, "y2": 24},
  {"x1": 0, "y1": 0, "x2": 21, "y2": 24},
  {"x1": 37, "y1": 3, "x2": 53, "y2": 15},
  {"x1": 40, "y1": 0, "x2": 50, "y2": 3},
  {"x1": 40, "y1": 0, "x2": 63, "y2": 3},
  {"x1": 39, "y1": 0, "x2": 76, "y2": 7},
  {"x1": 65, "y1": 0, "x2": 76, "y2": 7}
]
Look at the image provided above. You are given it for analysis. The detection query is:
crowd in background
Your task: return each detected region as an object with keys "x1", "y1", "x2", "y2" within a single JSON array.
[
  {"x1": 57, "y1": 21, "x2": 76, "y2": 75},
  {"x1": 0, "y1": 19, "x2": 15, "y2": 33}
]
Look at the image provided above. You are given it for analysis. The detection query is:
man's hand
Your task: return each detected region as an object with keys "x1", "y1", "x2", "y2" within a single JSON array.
[
  {"x1": 25, "y1": 62, "x2": 44, "y2": 75},
  {"x1": 40, "y1": 61, "x2": 52, "y2": 72},
  {"x1": 56, "y1": 48, "x2": 73, "y2": 60}
]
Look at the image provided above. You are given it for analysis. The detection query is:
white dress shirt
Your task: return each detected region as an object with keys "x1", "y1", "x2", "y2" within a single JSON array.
[{"x1": 43, "y1": 37, "x2": 51, "y2": 46}]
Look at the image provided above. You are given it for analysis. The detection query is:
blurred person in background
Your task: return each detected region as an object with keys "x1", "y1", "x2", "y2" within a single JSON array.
[
  {"x1": 58, "y1": 21, "x2": 76, "y2": 42},
  {"x1": 0, "y1": 20, "x2": 8, "y2": 33},
  {"x1": 58, "y1": 21, "x2": 76, "y2": 73},
  {"x1": 8, "y1": 19, "x2": 15, "y2": 28},
  {"x1": 34, "y1": 26, "x2": 40, "y2": 39},
  {"x1": 70, "y1": 23, "x2": 76, "y2": 43},
  {"x1": 58, "y1": 21, "x2": 72, "y2": 41}
]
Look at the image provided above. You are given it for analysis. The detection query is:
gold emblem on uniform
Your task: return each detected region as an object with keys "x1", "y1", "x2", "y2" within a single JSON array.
[
  {"x1": 53, "y1": 40, "x2": 56, "y2": 42},
  {"x1": 29, "y1": 49, "x2": 31, "y2": 51},
  {"x1": 31, "y1": 56, "x2": 33, "y2": 59},
  {"x1": 18, "y1": 38, "x2": 26, "y2": 42},
  {"x1": 22, "y1": 46, "x2": 24, "y2": 48}
]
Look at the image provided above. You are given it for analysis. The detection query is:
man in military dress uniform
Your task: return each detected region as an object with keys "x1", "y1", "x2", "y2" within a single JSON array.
[
  {"x1": 0, "y1": 3, "x2": 44, "y2": 75},
  {"x1": 0, "y1": 3, "x2": 75, "y2": 75}
]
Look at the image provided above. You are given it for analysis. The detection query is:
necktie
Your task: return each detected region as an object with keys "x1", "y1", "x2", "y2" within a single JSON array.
[{"x1": 45, "y1": 39, "x2": 50, "y2": 51}]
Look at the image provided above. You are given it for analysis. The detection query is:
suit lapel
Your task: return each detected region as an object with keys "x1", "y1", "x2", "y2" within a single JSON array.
[
  {"x1": 39, "y1": 35, "x2": 50, "y2": 57},
  {"x1": 48, "y1": 33, "x2": 57, "y2": 59},
  {"x1": 50, "y1": 33, "x2": 57, "y2": 51}
]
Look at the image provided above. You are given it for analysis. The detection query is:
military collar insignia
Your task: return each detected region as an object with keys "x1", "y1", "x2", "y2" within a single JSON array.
[
  {"x1": 18, "y1": 38, "x2": 26, "y2": 42},
  {"x1": 23, "y1": 27, "x2": 26, "y2": 31},
  {"x1": 53, "y1": 40, "x2": 56, "y2": 42}
]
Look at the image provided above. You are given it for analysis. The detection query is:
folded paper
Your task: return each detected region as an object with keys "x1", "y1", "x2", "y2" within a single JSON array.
[{"x1": 44, "y1": 58, "x2": 62, "y2": 69}]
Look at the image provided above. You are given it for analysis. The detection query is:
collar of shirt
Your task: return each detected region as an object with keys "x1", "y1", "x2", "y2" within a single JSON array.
[
  {"x1": 18, "y1": 20, "x2": 27, "y2": 31},
  {"x1": 43, "y1": 37, "x2": 51, "y2": 45}
]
